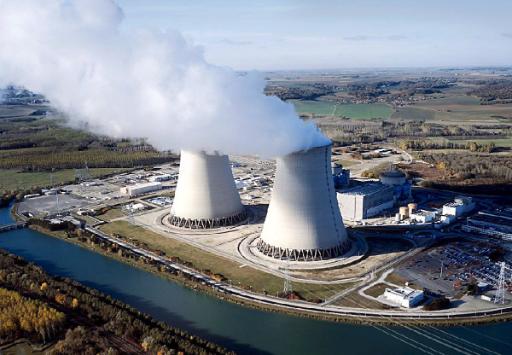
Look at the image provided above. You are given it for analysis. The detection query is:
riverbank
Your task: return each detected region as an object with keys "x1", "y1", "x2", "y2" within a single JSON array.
[
  {"x1": 0, "y1": 248, "x2": 232, "y2": 354},
  {"x1": 24, "y1": 221, "x2": 512, "y2": 327}
]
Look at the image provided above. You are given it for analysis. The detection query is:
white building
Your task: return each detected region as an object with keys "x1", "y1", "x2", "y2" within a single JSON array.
[
  {"x1": 383, "y1": 287, "x2": 424, "y2": 308},
  {"x1": 120, "y1": 182, "x2": 162, "y2": 197},
  {"x1": 123, "y1": 202, "x2": 146, "y2": 213},
  {"x1": 410, "y1": 210, "x2": 436, "y2": 224},
  {"x1": 258, "y1": 144, "x2": 349, "y2": 261},
  {"x1": 170, "y1": 150, "x2": 246, "y2": 228},
  {"x1": 337, "y1": 183, "x2": 395, "y2": 222},
  {"x1": 149, "y1": 174, "x2": 173, "y2": 182},
  {"x1": 442, "y1": 196, "x2": 475, "y2": 217},
  {"x1": 441, "y1": 214, "x2": 456, "y2": 225}
]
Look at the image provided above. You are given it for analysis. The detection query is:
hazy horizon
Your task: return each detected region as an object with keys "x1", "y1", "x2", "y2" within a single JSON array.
[{"x1": 119, "y1": 0, "x2": 512, "y2": 71}]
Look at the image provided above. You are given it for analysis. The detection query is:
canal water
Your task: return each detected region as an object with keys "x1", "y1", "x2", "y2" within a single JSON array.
[{"x1": 1, "y1": 207, "x2": 511, "y2": 355}]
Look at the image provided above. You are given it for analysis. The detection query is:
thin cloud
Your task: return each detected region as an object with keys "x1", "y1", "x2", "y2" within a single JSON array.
[
  {"x1": 502, "y1": 33, "x2": 512, "y2": 38},
  {"x1": 343, "y1": 35, "x2": 369, "y2": 41},
  {"x1": 343, "y1": 35, "x2": 407, "y2": 41},
  {"x1": 218, "y1": 38, "x2": 253, "y2": 46}
]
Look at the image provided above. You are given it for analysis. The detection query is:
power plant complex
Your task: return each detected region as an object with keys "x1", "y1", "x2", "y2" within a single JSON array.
[{"x1": 169, "y1": 150, "x2": 247, "y2": 228}]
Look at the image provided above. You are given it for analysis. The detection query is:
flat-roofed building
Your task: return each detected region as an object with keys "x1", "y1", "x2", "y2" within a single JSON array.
[
  {"x1": 337, "y1": 183, "x2": 395, "y2": 221},
  {"x1": 383, "y1": 287, "x2": 424, "y2": 308}
]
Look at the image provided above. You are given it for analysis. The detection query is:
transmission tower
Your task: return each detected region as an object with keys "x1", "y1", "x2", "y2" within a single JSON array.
[
  {"x1": 75, "y1": 161, "x2": 91, "y2": 182},
  {"x1": 495, "y1": 262, "x2": 506, "y2": 305},
  {"x1": 283, "y1": 262, "x2": 292, "y2": 296}
]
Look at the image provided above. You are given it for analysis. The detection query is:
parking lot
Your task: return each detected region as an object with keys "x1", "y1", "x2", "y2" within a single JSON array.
[{"x1": 394, "y1": 240, "x2": 512, "y2": 298}]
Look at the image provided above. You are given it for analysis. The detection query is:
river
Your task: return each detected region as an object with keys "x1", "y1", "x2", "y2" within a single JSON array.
[{"x1": 0, "y1": 207, "x2": 511, "y2": 354}]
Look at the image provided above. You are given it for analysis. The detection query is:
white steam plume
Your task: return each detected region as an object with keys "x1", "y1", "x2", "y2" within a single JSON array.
[{"x1": 0, "y1": 0, "x2": 329, "y2": 157}]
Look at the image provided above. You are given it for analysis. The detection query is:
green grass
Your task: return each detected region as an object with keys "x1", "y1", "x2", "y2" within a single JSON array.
[
  {"x1": 364, "y1": 283, "x2": 388, "y2": 298},
  {"x1": 291, "y1": 100, "x2": 393, "y2": 119},
  {"x1": 0, "y1": 167, "x2": 131, "y2": 192},
  {"x1": 99, "y1": 221, "x2": 352, "y2": 299},
  {"x1": 96, "y1": 207, "x2": 126, "y2": 221},
  {"x1": 391, "y1": 106, "x2": 436, "y2": 121}
]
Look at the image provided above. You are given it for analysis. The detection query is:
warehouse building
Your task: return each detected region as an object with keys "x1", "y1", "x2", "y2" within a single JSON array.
[
  {"x1": 120, "y1": 182, "x2": 162, "y2": 197},
  {"x1": 442, "y1": 197, "x2": 475, "y2": 217},
  {"x1": 337, "y1": 183, "x2": 395, "y2": 222}
]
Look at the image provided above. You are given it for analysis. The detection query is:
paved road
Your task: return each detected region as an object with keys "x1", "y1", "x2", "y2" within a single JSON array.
[{"x1": 85, "y1": 225, "x2": 512, "y2": 321}]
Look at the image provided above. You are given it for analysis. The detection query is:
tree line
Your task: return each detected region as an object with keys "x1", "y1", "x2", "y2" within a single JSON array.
[{"x1": 0, "y1": 249, "x2": 233, "y2": 354}]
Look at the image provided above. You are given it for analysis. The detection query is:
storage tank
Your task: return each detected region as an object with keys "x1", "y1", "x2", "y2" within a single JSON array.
[
  {"x1": 399, "y1": 206, "x2": 409, "y2": 220},
  {"x1": 408, "y1": 203, "x2": 418, "y2": 215},
  {"x1": 169, "y1": 150, "x2": 246, "y2": 228},
  {"x1": 257, "y1": 144, "x2": 349, "y2": 261}
]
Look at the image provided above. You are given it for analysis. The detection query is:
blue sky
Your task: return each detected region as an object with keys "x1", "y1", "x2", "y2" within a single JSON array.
[{"x1": 117, "y1": 0, "x2": 512, "y2": 70}]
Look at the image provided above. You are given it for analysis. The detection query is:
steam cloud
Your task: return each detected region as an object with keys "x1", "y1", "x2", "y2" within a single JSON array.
[{"x1": 0, "y1": 0, "x2": 329, "y2": 157}]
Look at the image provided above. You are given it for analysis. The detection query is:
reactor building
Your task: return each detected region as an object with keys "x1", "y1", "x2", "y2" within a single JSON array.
[
  {"x1": 257, "y1": 144, "x2": 350, "y2": 261},
  {"x1": 169, "y1": 150, "x2": 246, "y2": 228}
]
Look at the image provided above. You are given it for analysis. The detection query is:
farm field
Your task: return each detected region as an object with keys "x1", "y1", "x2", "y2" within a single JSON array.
[
  {"x1": 291, "y1": 100, "x2": 393, "y2": 119},
  {"x1": 0, "y1": 167, "x2": 130, "y2": 192},
  {"x1": 392, "y1": 95, "x2": 512, "y2": 124},
  {"x1": 446, "y1": 137, "x2": 512, "y2": 148}
]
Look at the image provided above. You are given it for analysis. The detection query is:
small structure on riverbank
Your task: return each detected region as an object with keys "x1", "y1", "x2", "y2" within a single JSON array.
[{"x1": 383, "y1": 286, "x2": 424, "y2": 308}]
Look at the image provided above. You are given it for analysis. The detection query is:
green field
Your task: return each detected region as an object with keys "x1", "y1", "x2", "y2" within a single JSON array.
[
  {"x1": 0, "y1": 167, "x2": 131, "y2": 192},
  {"x1": 392, "y1": 95, "x2": 512, "y2": 123},
  {"x1": 291, "y1": 100, "x2": 393, "y2": 120}
]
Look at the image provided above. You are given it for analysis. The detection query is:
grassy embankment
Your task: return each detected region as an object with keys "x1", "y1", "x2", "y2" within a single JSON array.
[{"x1": 99, "y1": 221, "x2": 352, "y2": 301}]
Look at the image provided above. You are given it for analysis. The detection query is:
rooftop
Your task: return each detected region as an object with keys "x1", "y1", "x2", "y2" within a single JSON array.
[
  {"x1": 337, "y1": 182, "x2": 392, "y2": 196},
  {"x1": 385, "y1": 287, "x2": 423, "y2": 299}
]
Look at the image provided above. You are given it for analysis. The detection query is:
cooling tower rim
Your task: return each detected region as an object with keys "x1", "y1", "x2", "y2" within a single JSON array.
[
  {"x1": 180, "y1": 149, "x2": 226, "y2": 157},
  {"x1": 279, "y1": 141, "x2": 332, "y2": 158},
  {"x1": 256, "y1": 238, "x2": 351, "y2": 262},
  {"x1": 168, "y1": 208, "x2": 248, "y2": 229}
]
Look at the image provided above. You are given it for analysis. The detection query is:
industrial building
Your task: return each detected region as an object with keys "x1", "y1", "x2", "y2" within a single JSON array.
[
  {"x1": 464, "y1": 210, "x2": 512, "y2": 238},
  {"x1": 149, "y1": 173, "x2": 174, "y2": 182},
  {"x1": 120, "y1": 182, "x2": 162, "y2": 197},
  {"x1": 383, "y1": 287, "x2": 424, "y2": 308},
  {"x1": 257, "y1": 144, "x2": 350, "y2": 261},
  {"x1": 442, "y1": 197, "x2": 475, "y2": 217},
  {"x1": 409, "y1": 210, "x2": 436, "y2": 224},
  {"x1": 379, "y1": 169, "x2": 411, "y2": 201},
  {"x1": 332, "y1": 162, "x2": 350, "y2": 188},
  {"x1": 337, "y1": 183, "x2": 395, "y2": 222},
  {"x1": 170, "y1": 150, "x2": 246, "y2": 229}
]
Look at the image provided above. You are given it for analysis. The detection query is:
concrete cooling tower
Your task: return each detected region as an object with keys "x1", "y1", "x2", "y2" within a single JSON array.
[
  {"x1": 257, "y1": 144, "x2": 349, "y2": 261},
  {"x1": 169, "y1": 150, "x2": 246, "y2": 228}
]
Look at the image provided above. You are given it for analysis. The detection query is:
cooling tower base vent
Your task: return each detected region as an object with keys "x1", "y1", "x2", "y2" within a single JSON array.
[
  {"x1": 256, "y1": 239, "x2": 351, "y2": 262},
  {"x1": 169, "y1": 209, "x2": 247, "y2": 229}
]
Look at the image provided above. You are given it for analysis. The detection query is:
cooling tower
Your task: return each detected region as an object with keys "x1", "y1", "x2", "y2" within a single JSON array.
[
  {"x1": 257, "y1": 144, "x2": 350, "y2": 261},
  {"x1": 169, "y1": 150, "x2": 246, "y2": 228}
]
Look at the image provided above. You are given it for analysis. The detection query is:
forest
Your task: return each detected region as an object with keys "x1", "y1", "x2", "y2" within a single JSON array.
[{"x1": 0, "y1": 249, "x2": 232, "y2": 354}]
